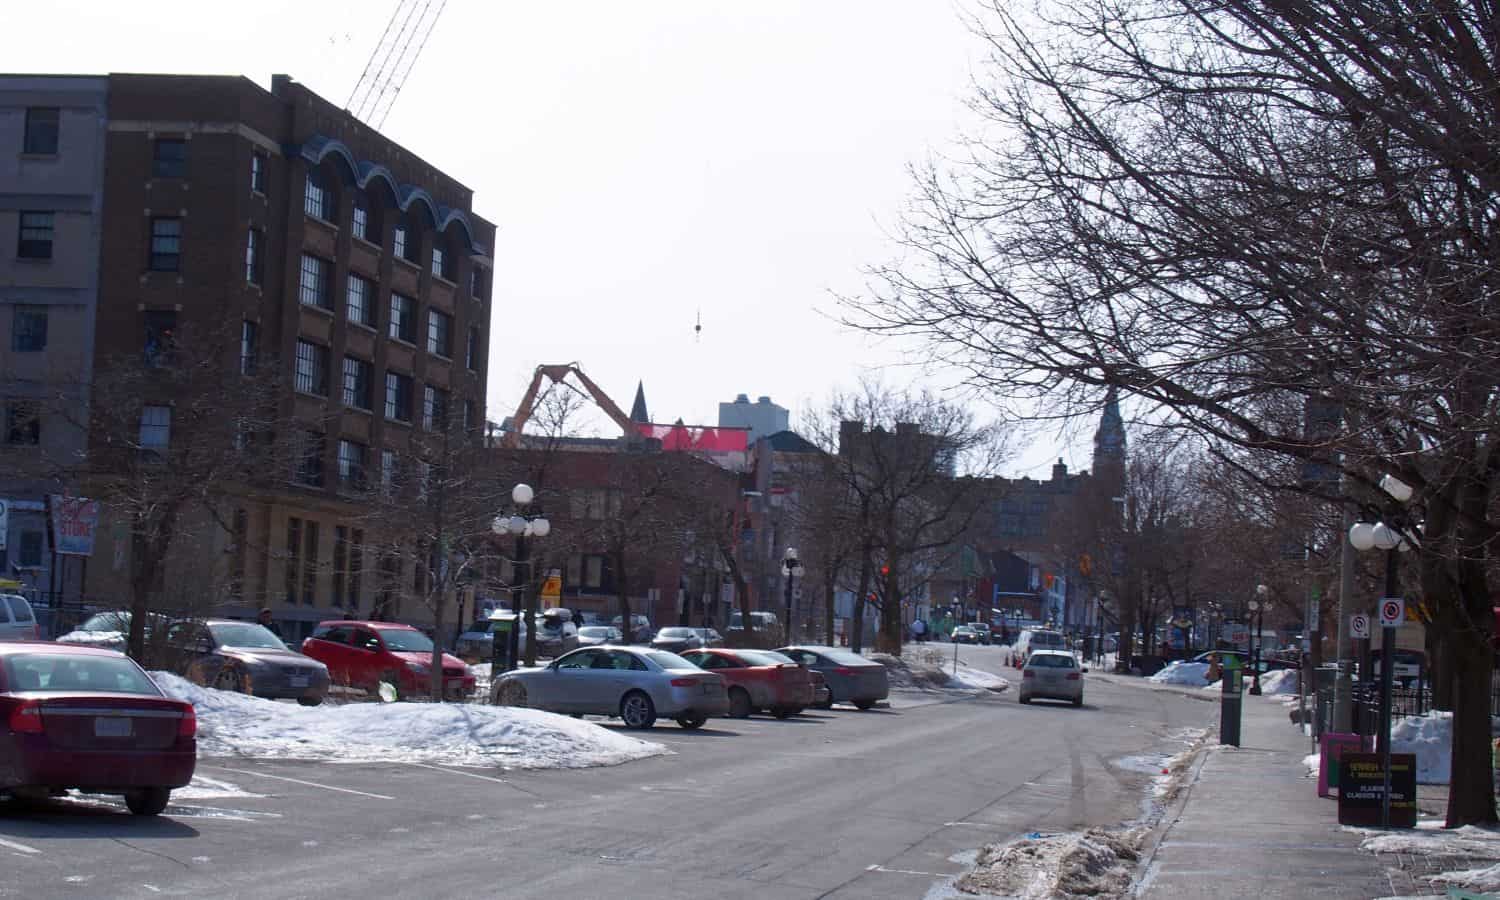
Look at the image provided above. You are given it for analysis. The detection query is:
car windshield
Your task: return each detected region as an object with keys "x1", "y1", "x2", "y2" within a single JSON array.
[
  {"x1": 657, "y1": 628, "x2": 693, "y2": 638},
  {"x1": 209, "y1": 622, "x2": 288, "y2": 650},
  {"x1": 578, "y1": 627, "x2": 612, "y2": 638},
  {"x1": 3, "y1": 653, "x2": 162, "y2": 695},
  {"x1": 819, "y1": 648, "x2": 872, "y2": 667},
  {"x1": 1029, "y1": 654, "x2": 1077, "y2": 669},
  {"x1": 1032, "y1": 632, "x2": 1067, "y2": 647},
  {"x1": 377, "y1": 629, "x2": 434, "y2": 652},
  {"x1": 645, "y1": 650, "x2": 697, "y2": 670},
  {"x1": 736, "y1": 650, "x2": 794, "y2": 666}
]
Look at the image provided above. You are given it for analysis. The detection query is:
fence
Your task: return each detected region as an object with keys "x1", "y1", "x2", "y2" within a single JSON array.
[{"x1": 1313, "y1": 667, "x2": 1500, "y2": 739}]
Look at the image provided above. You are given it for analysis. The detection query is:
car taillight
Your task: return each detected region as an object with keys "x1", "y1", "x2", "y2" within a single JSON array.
[
  {"x1": 670, "y1": 678, "x2": 697, "y2": 687},
  {"x1": 1023, "y1": 670, "x2": 1035, "y2": 678},
  {"x1": 7, "y1": 700, "x2": 44, "y2": 734},
  {"x1": 1066, "y1": 672, "x2": 1081, "y2": 681},
  {"x1": 32, "y1": 624, "x2": 41, "y2": 640},
  {"x1": 833, "y1": 666, "x2": 853, "y2": 675},
  {"x1": 177, "y1": 706, "x2": 197, "y2": 738}
]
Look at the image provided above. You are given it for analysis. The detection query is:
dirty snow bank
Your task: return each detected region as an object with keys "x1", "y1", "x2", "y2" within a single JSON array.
[
  {"x1": 150, "y1": 671, "x2": 666, "y2": 769},
  {"x1": 874, "y1": 650, "x2": 1010, "y2": 692},
  {"x1": 1360, "y1": 821, "x2": 1500, "y2": 895},
  {"x1": 955, "y1": 827, "x2": 1148, "y2": 898},
  {"x1": 1149, "y1": 661, "x2": 1211, "y2": 685}
]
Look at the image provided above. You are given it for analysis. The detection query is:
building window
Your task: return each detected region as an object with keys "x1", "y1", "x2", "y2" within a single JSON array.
[
  {"x1": 332, "y1": 527, "x2": 347, "y2": 609},
  {"x1": 4, "y1": 401, "x2": 40, "y2": 446},
  {"x1": 240, "y1": 320, "x2": 258, "y2": 375},
  {"x1": 337, "y1": 439, "x2": 368, "y2": 491},
  {"x1": 470, "y1": 266, "x2": 486, "y2": 300},
  {"x1": 295, "y1": 340, "x2": 329, "y2": 396},
  {"x1": 285, "y1": 517, "x2": 302, "y2": 604},
  {"x1": 342, "y1": 356, "x2": 373, "y2": 410},
  {"x1": 422, "y1": 385, "x2": 449, "y2": 432},
  {"x1": 304, "y1": 168, "x2": 329, "y2": 220},
  {"x1": 143, "y1": 310, "x2": 177, "y2": 367},
  {"x1": 251, "y1": 152, "x2": 266, "y2": 193},
  {"x1": 432, "y1": 243, "x2": 454, "y2": 281},
  {"x1": 351, "y1": 193, "x2": 371, "y2": 241},
  {"x1": 466, "y1": 327, "x2": 480, "y2": 370},
  {"x1": 17, "y1": 211, "x2": 54, "y2": 259},
  {"x1": 149, "y1": 217, "x2": 181, "y2": 271},
  {"x1": 299, "y1": 254, "x2": 331, "y2": 309},
  {"x1": 380, "y1": 449, "x2": 400, "y2": 496},
  {"x1": 138, "y1": 404, "x2": 171, "y2": 453},
  {"x1": 384, "y1": 371, "x2": 413, "y2": 423},
  {"x1": 426, "y1": 309, "x2": 452, "y2": 358},
  {"x1": 22, "y1": 107, "x2": 59, "y2": 155},
  {"x1": 245, "y1": 227, "x2": 263, "y2": 284},
  {"x1": 392, "y1": 222, "x2": 410, "y2": 261},
  {"x1": 346, "y1": 273, "x2": 374, "y2": 327},
  {"x1": 294, "y1": 431, "x2": 325, "y2": 487},
  {"x1": 388, "y1": 293, "x2": 416, "y2": 343},
  {"x1": 153, "y1": 139, "x2": 187, "y2": 178},
  {"x1": 416, "y1": 462, "x2": 433, "y2": 500},
  {"x1": 11, "y1": 306, "x2": 48, "y2": 353}
]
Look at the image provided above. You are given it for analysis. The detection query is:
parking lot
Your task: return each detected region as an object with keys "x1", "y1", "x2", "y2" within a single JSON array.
[{"x1": 0, "y1": 646, "x2": 1210, "y2": 900}]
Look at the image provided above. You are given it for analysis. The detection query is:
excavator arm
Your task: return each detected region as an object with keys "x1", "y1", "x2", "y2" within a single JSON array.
[{"x1": 501, "y1": 364, "x2": 639, "y2": 448}]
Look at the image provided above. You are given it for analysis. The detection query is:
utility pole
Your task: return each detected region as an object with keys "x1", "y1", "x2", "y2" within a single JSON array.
[{"x1": 1333, "y1": 503, "x2": 1355, "y2": 732}]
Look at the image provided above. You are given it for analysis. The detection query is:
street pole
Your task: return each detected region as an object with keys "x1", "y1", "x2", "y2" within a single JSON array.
[
  {"x1": 783, "y1": 566, "x2": 794, "y2": 646},
  {"x1": 1334, "y1": 504, "x2": 1356, "y2": 732},
  {"x1": 1379, "y1": 547, "x2": 1398, "y2": 828},
  {"x1": 508, "y1": 532, "x2": 526, "y2": 671},
  {"x1": 1249, "y1": 605, "x2": 1264, "y2": 695}
]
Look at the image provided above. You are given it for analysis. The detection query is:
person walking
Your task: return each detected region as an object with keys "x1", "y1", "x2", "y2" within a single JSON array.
[
  {"x1": 911, "y1": 617, "x2": 927, "y2": 644},
  {"x1": 257, "y1": 607, "x2": 283, "y2": 639}
]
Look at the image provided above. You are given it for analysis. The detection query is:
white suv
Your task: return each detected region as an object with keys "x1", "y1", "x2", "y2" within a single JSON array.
[
  {"x1": 0, "y1": 594, "x2": 40, "y2": 641},
  {"x1": 1014, "y1": 629, "x2": 1069, "y2": 661}
]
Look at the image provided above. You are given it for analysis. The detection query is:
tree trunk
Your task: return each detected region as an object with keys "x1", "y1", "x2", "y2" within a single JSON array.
[
  {"x1": 823, "y1": 567, "x2": 837, "y2": 645},
  {"x1": 1428, "y1": 626, "x2": 1454, "y2": 711},
  {"x1": 429, "y1": 582, "x2": 446, "y2": 702},
  {"x1": 850, "y1": 549, "x2": 872, "y2": 653},
  {"x1": 614, "y1": 550, "x2": 632, "y2": 644},
  {"x1": 1446, "y1": 633, "x2": 1498, "y2": 826},
  {"x1": 877, "y1": 562, "x2": 902, "y2": 655}
]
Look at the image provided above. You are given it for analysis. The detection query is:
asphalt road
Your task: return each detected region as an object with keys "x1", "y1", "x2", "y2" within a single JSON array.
[{"x1": 0, "y1": 646, "x2": 1211, "y2": 899}]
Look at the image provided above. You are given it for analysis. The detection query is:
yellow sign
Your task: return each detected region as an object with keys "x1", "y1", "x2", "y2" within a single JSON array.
[{"x1": 540, "y1": 574, "x2": 562, "y2": 609}]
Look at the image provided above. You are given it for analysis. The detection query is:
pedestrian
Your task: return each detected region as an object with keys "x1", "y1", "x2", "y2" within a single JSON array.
[
  {"x1": 571, "y1": 608, "x2": 584, "y2": 629},
  {"x1": 911, "y1": 617, "x2": 927, "y2": 644},
  {"x1": 257, "y1": 607, "x2": 283, "y2": 639}
]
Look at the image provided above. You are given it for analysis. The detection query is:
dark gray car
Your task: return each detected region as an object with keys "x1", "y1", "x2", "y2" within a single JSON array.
[
  {"x1": 168, "y1": 619, "x2": 330, "y2": 706},
  {"x1": 775, "y1": 645, "x2": 890, "y2": 710},
  {"x1": 650, "y1": 627, "x2": 705, "y2": 654}
]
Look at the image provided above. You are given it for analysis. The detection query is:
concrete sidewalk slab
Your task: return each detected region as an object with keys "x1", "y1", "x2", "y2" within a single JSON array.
[{"x1": 1138, "y1": 692, "x2": 1399, "y2": 899}]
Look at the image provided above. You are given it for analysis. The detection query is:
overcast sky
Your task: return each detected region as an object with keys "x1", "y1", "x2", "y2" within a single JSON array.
[{"x1": 12, "y1": 0, "x2": 1094, "y2": 479}]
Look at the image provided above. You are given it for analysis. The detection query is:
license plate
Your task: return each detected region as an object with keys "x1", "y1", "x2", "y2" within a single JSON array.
[
  {"x1": 94, "y1": 717, "x2": 132, "y2": 738},
  {"x1": 288, "y1": 675, "x2": 310, "y2": 688}
]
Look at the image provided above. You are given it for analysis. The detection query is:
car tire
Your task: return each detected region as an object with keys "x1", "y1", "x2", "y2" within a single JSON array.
[
  {"x1": 125, "y1": 788, "x2": 170, "y2": 816},
  {"x1": 1019, "y1": 695, "x2": 1031, "y2": 704},
  {"x1": 1073, "y1": 696, "x2": 1083, "y2": 708},
  {"x1": 771, "y1": 706, "x2": 795, "y2": 720},
  {"x1": 676, "y1": 715, "x2": 707, "y2": 730},
  {"x1": 620, "y1": 691, "x2": 656, "y2": 729},
  {"x1": 817, "y1": 696, "x2": 834, "y2": 710},
  {"x1": 212, "y1": 666, "x2": 246, "y2": 693},
  {"x1": 494, "y1": 681, "x2": 528, "y2": 708},
  {"x1": 727, "y1": 687, "x2": 752, "y2": 719},
  {"x1": 853, "y1": 699, "x2": 876, "y2": 711},
  {"x1": 297, "y1": 695, "x2": 324, "y2": 707}
]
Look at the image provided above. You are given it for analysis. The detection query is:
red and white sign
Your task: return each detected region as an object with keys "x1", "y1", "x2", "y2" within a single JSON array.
[
  {"x1": 1350, "y1": 614, "x2": 1370, "y2": 640},
  {"x1": 1379, "y1": 597, "x2": 1405, "y2": 627},
  {"x1": 49, "y1": 495, "x2": 100, "y2": 557}
]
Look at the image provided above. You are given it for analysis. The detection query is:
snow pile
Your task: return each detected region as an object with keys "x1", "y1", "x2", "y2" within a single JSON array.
[
  {"x1": 1360, "y1": 822, "x2": 1500, "y2": 894},
  {"x1": 1149, "y1": 661, "x2": 1211, "y2": 685},
  {"x1": 1302, "y1": 753, "x2": 1321, "y2": 776},
  {"x1": 1257, "y1": 668, "x2": 1300, "y2": 695},
  {"x1": 955, "y1": 827, "x2": 1147, "y2": 898},
  {"x1": 1429, "y1": 861, "x2": 1500, "y2": 892},
  {"x1": 1391, "y1": 712, "x2": 1452, "y2": 784},
  {"x1": 56, "y1": 630, "x2": 127, "y2": 650},
  {"x1": 875, "y1": 650, "x2": 1011, "y2": 692},
  {"x1": 949, "y1": 665, "x2": 1011, "y2": 692},
  {"x1": 149, "y1": 671, "x2": 666, "y2": 769}
]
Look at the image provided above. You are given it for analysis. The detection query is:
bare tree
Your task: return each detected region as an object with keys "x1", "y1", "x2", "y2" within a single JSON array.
[{"x1": 846, "y1": 0, "x2": 1498, "y2": 825}]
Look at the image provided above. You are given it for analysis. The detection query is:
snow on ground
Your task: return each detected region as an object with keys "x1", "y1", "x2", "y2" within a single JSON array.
[
  {"x1": 1391, "y1": 711, "x2": 1452, "y2": 784},
  {"x1": 1149, "y1": 661, "x2": 1211, "y2": 685},
  {"x1": 171, "y1": 774, "x2": 265, "y2": 801},
  {"x1": 1429, "y1": 861, "x2": 1500, "y2": 892},
  {"x1": 1203, "y1": 667, "x2": 1302, "y2": 696},
  {"x1": 876, "y1": 650, "x2": 1011, "y2": 693},
  {"x1": 1359, "y1": 821, "x2": 1500, "y2": 894},
  {"x1": 150, "y1": 671, "x2": 667, "y2": 769},
  {"x1": 1302, "y1": 752, "x2": 1320, "y2": 776},
  {"x1": 947, "y1": 665, "x2": 1011, "y2": 692},
  {"x1": 954, "y1": 827, "x2": 1148, "y2": 899},
  {"x1": 55, "y1": 630, "x2": 127, "y2": 650}
]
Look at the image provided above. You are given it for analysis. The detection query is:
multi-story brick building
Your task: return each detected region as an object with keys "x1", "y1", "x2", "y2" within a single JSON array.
[{"x1": 2, "y1": 72, "x2": 495, "y2": 641}]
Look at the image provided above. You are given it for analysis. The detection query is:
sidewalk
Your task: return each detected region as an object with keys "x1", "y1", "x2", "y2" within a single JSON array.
[{"x1": 1138, "y1": 692, "x2": 1399, "y2": 899}]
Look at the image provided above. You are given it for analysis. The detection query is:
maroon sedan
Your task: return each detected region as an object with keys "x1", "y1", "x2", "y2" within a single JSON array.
[
  {"x1": 0, "y1": 642, "x2": 196, "y2": 816},
  {"x1": 679, "y1": 648, "x2": 814, "y2": 718}
]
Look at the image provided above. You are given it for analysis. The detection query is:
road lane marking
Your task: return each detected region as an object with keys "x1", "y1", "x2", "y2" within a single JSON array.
[
  {"x1": 866, "y1": 864, "x2": 942, "y2": 877},
  {"x1": 206, "y1": 767, "x2": 394, "y2": 800},
  {"x1": 944, "y1": 821, "x2": 1008, "y2": 830},
  {"x1": 405, "y1": 763, "x2": 511, "y2": 785},
  {"x1": 0, "y1": 836, "x2": 41, "y2": 855}
]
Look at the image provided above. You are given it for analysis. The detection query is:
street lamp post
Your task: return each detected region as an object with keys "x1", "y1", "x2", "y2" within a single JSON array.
[
  {"x1": 492, "y1": 483, "x2": 550, "y2": 672},
  {"x1": 781, "y1": 547, "x2": 803, "y2": 645},
  {"x1": 1248, "y1": 585, "x2": 1268, "y2": 695}
]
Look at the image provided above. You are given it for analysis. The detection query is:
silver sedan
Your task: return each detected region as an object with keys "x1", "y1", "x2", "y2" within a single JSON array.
[
  {"x1": 1018, "y1": 650, "x2": 1084, "y2": 706},
  {"x1": 490, "y1": 646, "x2": 729, "y2": 729}
]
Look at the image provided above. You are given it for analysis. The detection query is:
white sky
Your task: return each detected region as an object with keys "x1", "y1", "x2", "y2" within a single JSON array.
[{"x1": 11, "y1": 0, "x2": 1091, "y2": 479}]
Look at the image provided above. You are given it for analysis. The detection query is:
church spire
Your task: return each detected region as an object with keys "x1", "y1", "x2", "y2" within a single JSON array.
[
  {"x1": 1093, "y1": 386, "x2": 1126, "y2": 465},
  {"x1": 629, "y1": 381, "x2": 650, "y2": 424}
]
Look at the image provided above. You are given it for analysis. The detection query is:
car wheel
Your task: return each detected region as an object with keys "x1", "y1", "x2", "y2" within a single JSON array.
[
  {"x1": 727, "y1": 687, "x2": 752, "y2": 719},
  {"x1": 297, "y1": 695, "x2": 324, "y2": 707},
  {"x1": 771, "y1": 706, "x2": 795, "y2": 720},
  {"x1": 494, "y1": 681, "x2": 528, "y2": 708},
  {"x1": 125, "y1": 788, "x2": 170, "y2": 816},
  {"x1": 212, "y1": 666, "x2": 245, "y2": 693},
  {"x1": 619, "y1": 691, "x2": 657, "y2": 729},
  {"x1": 676, "y1": 715, "x2": 707, "y2": 729},
  {"x1": 1019, "y1": 695, "x2": 1031, "y2": 704},
  {"x1": 853, "y1": 699, "x2": 876, "y2": 711},
  {"x1": 1073, "y1": 696, "x2": 1083, "y2": 707},
  {"x1": 818, "y1": 696, "x2": 834, "y2": 710}
]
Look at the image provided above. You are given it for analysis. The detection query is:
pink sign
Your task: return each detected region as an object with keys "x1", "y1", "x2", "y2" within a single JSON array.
[{"x1": 1318, "y1": 732, "x2": 1372, "y2": 798}]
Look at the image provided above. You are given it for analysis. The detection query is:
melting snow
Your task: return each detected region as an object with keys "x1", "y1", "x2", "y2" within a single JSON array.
[{"x1": 1149, "y1": 661, "x2": 1211, "y2": 685}]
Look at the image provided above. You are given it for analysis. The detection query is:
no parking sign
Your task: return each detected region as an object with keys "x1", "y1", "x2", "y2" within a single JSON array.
[
  {"x1": 1379, "y1": 598, "x2": 1405, "y2": 627},
  {"x1": 1350, "y1": 614, "x2": 1370, "y2": 639}
]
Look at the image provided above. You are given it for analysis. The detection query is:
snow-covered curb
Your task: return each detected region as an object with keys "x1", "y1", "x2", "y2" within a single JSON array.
[
  {"x1": 150, "y1": 671, "x2": 667, "y2": 769},
  {"x1": 1358, "y1": 820, "x2": 1500, "y2": 895}
]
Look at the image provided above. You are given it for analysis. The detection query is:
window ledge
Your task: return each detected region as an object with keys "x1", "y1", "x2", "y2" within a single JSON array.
[
  {"x1": 432, "y1": 274, "x2": 457, "y2": 288},
  {"x1": 394, "y1": 256, "x2": 423, "y2": 274},
  {"x1": 349, "y1": 321, "x2": 378, "y2": 335},
  {"x1": 14, "y1": 256, "x2": 53, "y2": 265},
  {"x1": 295, "y1": 390, "x2": 330, "y2": 402},
  {"x1": 305, "y1": 215, "x2": 339, "y2": 234},
  {"x1": 389, "y1": 337, "x2": 417, "y2": 350},
  {"x1": 353, "y1": 236, "x2": 382, "y2": 253},
  {"x1": 301, "y1": 303, "x2": 336, "y2": 319},
  {"x1": 384, "y1": 417, "x2": 413, "y2": 429},
  {"x1": 429, "y1": 353, "x2": 452, "y2": 364}
]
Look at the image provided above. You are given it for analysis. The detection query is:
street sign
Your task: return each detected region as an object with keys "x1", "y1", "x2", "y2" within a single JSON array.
[
  {"x1": 540, "y1": 572, "x2": 562, "y2": 609},
  {"x1": 1350, "y1": 614, "x2": 1370, "y2": 640},
  {"x1": 1379, "y1": 597, "x2": 1405, "y2": 627},
  {"x1": 1337, "y1": 752, "x2": 1417, "y2": 827}
]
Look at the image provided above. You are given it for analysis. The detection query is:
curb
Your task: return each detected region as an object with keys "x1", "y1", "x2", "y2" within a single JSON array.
[{"x1": 1129, "y1": 734, "x2": 1217, "y2": 898}]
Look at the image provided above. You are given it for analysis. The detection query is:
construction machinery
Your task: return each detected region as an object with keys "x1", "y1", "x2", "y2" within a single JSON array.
[
  {"x1": 346, "y1": 0, "x2": 449, "y2": 129},
  {"x1": 500, "y1": 364, "x2": 638, "y2": 448}
]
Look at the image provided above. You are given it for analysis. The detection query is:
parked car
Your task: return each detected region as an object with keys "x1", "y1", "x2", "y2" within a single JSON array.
[
  {"x1": 454, "y1": 617, "x2": 509, "y2": 663},
  {"x1": 55, "y1": 610, "x2": 171, "y2": 653},
  {"x1": 1019, "y1": 649, "x2": 1084, "y2": 706},
  {"x1": 0, "y1": 594, "x2": 39, "y2": 641},
  {"x1": 727, "y1": 611, "x2": 780, "y2": 635},
  {"x1": 951, "y1": 625, "x2": 981, "y2": 645},
  {"x1": 774, "y1": 646, "x2": 890, "y2": 710},
  {"x1": 1014, "y1": 629, "x2": 1069, "y2": 661},
  {"x1": 301, "y1": 621, "x2": 475, "y2": 700},
  {"x1": 679, "y1": 648, "x2": 813, "y2": 718},
  {"x1": 1191, "y1": 650, "x2": 1273, "y2": 674},
  {"x1": 692, "y1": 627, "x2": 725, "y2": 648},
  {"x1": 611, "y1": 614, "x2": 655, "y2": 643},
  {"x1": 0, "y1": 641, "x2": 196, "y2": 815},
  {"x1": 166, "y1": 619, "x2": 329, "y2": 706},
  {"x1": 651, "y1": 627, "x2": 707, "y2": 654},
  {"x1": 490, "y1": 645, "x2": 728, "y2": 729},
  {"x1": 456, "y1": 610, "x2": 580, "y2": 661},
  {"x1": 576, "y1": 625, "x2": 623, "y2": 647},
  {"x1": 970, "y1": 623, "x2": 993, "y2": 645}
]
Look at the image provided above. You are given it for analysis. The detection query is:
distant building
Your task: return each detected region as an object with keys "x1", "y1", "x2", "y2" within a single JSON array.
[{"x1": 719, "y1": 393, "x2": 789, "y2": 444}]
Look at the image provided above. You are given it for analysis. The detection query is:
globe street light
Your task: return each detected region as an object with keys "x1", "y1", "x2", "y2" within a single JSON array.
[
  {"x1": 491, "y1": 484, "x2": 550, "y2": 671},
  {"x1": 782, "y1": 547, "x2": 804, "y2": 645},
  {"x1": 1247, "y1": 584, "x2": 1268, "y2": 695}
]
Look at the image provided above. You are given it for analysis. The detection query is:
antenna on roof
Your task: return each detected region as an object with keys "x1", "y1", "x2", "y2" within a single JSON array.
[{"x1": 694, "y1": 309, "x2": 702, "y2": 343}]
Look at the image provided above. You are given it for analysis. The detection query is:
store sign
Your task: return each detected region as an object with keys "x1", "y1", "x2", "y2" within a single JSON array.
[
  {"x1": 49, "y1": 496, "x2": 100, "y2": 557},
  {"x1": 1337, "y1": 752, "x2": 1417, "y2": 827}
]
